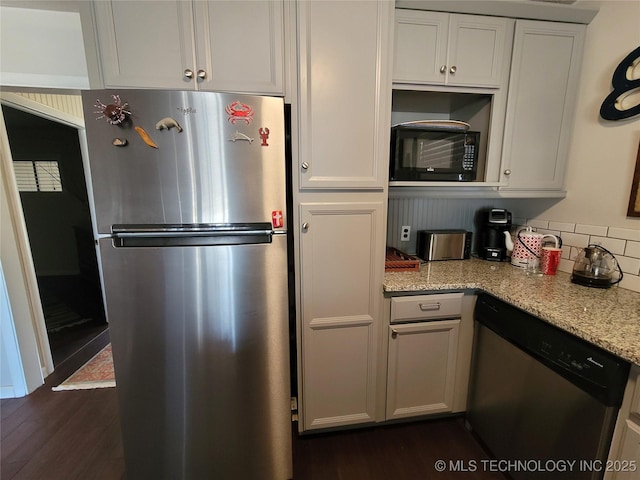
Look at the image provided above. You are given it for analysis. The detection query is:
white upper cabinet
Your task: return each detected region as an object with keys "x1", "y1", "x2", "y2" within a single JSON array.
[
  {"x1": 94, "y1": 1, "x2": 194, "y2": 90},
  {"x1": 93, "y1": 0, "x2": 284, "y2": 94},
  {"x1": 394, "y1": 10, "x2": 513, "y2": 88},
  {"x1": 192, "y1": 1, "x2": 283, "y2": 94},
  {"x1": 499, "y1": 20, "x2": 585, "y2": 192},
  {"x1": 394, "y1": 10, "x2": 448, "y2": 85},
  {"x1": 297, "y1": 1, "x2": 393, "y2": 189}
]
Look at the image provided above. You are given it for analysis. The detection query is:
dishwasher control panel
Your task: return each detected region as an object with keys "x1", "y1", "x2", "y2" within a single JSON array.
[{"x1": 537, "y1": 335, "x2": 617, "y2": 388}]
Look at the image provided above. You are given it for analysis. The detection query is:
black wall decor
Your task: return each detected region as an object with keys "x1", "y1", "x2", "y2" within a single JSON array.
[{"x1": 600, "y1": 45, "x2": 640, "y2": 121}]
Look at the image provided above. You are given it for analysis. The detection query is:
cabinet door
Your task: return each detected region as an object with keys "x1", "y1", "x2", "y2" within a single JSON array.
[
  {"x1": 500, "y1": 21, "x2": 585, "y2": 192},
  {"x1": 299, "y1": 202, "x2": 383, "y2": 430},
  {"x1": 447, "y1": 14, "x2": 513, "y2": 88},
  {"x1": 393, "y1": 11, "x2": 512, "y2": 88},
  {"x1": 297, "y1": 1, "x2": 393, "y2": 189},
  {"x1": 193, "y1": 1, "x2": 284, "y2": 94},
  {"x1": 615, "y1": 420, "x2": 640, "y2": 480},
  {"x1": 94, "y1": 1, "x2": 196, "y2": 89},
  {"x1": 393, "y1": 10, "x2": 448, "y2": 84},
  {"x1": 386, "y1": 320, "x2": 460, "y2": 419}
]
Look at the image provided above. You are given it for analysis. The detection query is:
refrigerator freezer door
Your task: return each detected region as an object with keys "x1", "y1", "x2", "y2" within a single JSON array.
[
  {"x1": 82, "y1": 90, "x2": 286, "y2": 234},
  {"x1": 99, "y1": 234, "x2": 292, "y2": 479}
]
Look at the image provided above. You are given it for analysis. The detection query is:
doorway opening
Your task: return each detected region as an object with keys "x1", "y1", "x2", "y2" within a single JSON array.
[{"x1": 2, "y1": 104, "x2": 107, "y2": 366}]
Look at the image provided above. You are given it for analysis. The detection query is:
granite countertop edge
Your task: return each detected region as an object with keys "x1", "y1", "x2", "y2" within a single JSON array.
[{"x1": 384, "y1": 258, "x2": 640, "y2": 366}]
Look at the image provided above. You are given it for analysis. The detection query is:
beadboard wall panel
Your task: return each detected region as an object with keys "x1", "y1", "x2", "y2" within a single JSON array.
[
  {"x1": 14, "y1": 92, "x2": 83, "y2": 119},
  {"x1": 1, "y1": 92, "x2": 84, "y2": 127},
  {"x1": 387, "y1": 197, "x2": 515, "y2": 253}
]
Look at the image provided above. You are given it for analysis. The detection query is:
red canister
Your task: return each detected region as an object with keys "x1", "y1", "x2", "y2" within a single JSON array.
[{"x1": 541, "y1": 247, "x2": 562, "y2": 275}]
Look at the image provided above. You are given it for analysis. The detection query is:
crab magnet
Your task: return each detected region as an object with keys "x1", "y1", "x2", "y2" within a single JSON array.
[
  {"x1": 272, "y1": 210, "x2": 284, "y2": 229},
  {"x1": 259, "y1": 128, "x2": 270, "y2": 146},
  {"x1": 94, "y1": 95, "x2": 130, "y2": 125},
  {"x1": 226, "y1": 101, "x2": 254, "y2": 125}
]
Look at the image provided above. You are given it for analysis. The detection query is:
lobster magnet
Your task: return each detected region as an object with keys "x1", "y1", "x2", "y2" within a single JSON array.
[{"x1": 259, "y1": 128, "x2": 270, "y2": 146}]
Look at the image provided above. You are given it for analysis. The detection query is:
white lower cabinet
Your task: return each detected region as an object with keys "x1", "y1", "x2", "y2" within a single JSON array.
[
  {"x1": 384, "y1": 292, "x2": 474, "y2": 421},
  {"x1": 299, "y1": 201, "x2": 384, "y2": 430},
  {"x1": 615, "y1": 421, "x2": 640, "y2": 480},
  {"x1": 386, "y1": 319, "x2": 460, "y2": 419},
  {"x1": 303, "y1": 317, "x2": 377, "y2": 429},
  {"x1": 607, "y1": 365, "x2": 640, "y2": 479}
]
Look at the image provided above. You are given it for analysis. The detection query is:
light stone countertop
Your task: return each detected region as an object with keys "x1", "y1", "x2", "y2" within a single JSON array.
[{"x1": 384, "y1": 257, "x2": 640, "y2": 366}]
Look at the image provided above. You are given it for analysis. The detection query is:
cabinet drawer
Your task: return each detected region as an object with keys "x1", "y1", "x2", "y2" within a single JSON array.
[{"x1": 391, "y1": 293, "x2": 463, "y2": 322}]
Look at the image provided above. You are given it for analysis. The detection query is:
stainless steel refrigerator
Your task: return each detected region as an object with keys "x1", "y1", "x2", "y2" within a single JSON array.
[{"x1": 81, "y1": 89, "x2": 292, "y2": 479}]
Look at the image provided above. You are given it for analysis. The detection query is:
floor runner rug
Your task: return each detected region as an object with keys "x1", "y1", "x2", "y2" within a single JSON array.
[{"x1": 52, "y1": 344, "x2": 116, "y2": 391}]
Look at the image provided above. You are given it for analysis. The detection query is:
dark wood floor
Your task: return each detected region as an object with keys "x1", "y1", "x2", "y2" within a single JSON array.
[
  {"x1": 48, "y1": 320, "x2": 109, "y2": 366},
  {"x1": 38, "y1": 273, "x2": 108, "y2": 366},
  {"x1": 2, "y1": 331, "x2": 504, "y2": 480},
  {"x1": 293, "y1": 417, "x2": 506, "y2": 480},
  {"x1": 1, "y1": 329, "x2": 123, "y2": 480}
]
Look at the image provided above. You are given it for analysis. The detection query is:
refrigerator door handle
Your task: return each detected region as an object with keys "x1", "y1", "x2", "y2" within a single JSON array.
[{"x1": 111, "y1": 223, "x2": 274, "y2": 248}]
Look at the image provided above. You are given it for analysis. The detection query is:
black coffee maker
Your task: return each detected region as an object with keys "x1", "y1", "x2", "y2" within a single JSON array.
[{"x1": 475, "y1": 208, "x2": 512, "y2": 261}]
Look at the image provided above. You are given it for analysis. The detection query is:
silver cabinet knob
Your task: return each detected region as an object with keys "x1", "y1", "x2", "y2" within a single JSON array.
[
  {"x1": 439, "y1": 65, "x2": 447, "y2": 74},
  {"x1": 449, "y1": 65, "x2": 457, "y2": 74},
  {"x1": 197, "y1": 69, "x2": 207, "y2": 80},
  {"x1": 301, "y1": 162, "x2": 309, "y2": 170},
  {"x1": 391, "y1": 329, "x2": 398, "y2": 339},
  {"x1": 301, "y1": 222, "x2": 309, "y2": 232},
  {"x1": 184, "y1": 69, "x2": 194, "y2": 79},
  {"x1": 504, "y1": 169, "x2": 511, "y2": 176}
]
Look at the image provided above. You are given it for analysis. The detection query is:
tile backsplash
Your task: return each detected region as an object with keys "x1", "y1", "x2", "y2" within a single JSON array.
[
  {"x1": 516, "y1": 218, "x2": 640, "y2": 293},
  {"x1": 386, "y1": 197, "x2": 640, "y2": 293}
]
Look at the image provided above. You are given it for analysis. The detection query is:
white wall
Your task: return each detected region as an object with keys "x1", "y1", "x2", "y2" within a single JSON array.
[
  {"x1": 0, "y1": 6, "x2": 89, "y2": 89},
  {"x1": 0, "y1": 260, "x2": 28, "y2": 398},
  {"x1": 535, "y1": 0, "x2": 640, "y2": 229},
  {"x1": 0, "y1": 115, "x2": 47, "y2": 394}
]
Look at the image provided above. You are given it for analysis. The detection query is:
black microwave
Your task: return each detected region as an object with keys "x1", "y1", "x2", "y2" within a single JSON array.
[{"x1": 390, "y1": 124, "x2": 479, "y2": 182}]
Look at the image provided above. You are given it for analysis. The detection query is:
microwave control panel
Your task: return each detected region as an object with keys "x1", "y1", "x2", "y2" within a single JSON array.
[{"x1": 463, "y1": 144, "x2": 476, "y2": 171}]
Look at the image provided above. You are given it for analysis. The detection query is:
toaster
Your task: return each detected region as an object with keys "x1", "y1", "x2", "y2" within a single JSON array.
[{"x1": 417, "y1": 230, "x2": 472, "y2": 261}]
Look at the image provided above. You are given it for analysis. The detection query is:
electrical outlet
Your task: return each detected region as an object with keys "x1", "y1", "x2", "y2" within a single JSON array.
[{"x1": 400, "y1": 225, "x2": 411, "y2": 242}]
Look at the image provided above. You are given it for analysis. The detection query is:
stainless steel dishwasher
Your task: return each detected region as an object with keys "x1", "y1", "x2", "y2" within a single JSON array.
[{"x1": 467, "y1": 292, "x2": 630, "y2": 480}]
